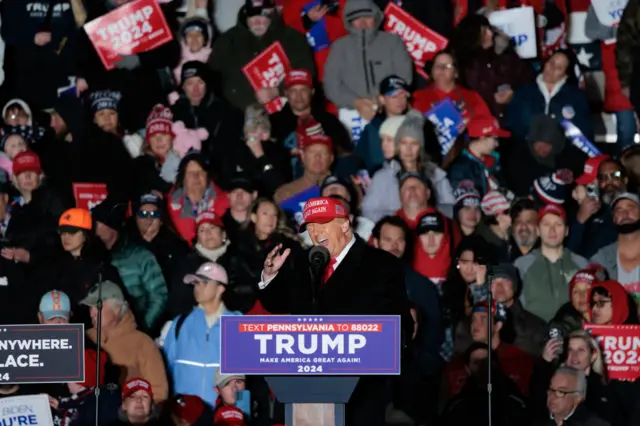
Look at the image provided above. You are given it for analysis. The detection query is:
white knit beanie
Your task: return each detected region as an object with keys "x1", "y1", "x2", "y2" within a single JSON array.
[{"x1": 379, "y1": 115, "x2": 406, "y2": 139}]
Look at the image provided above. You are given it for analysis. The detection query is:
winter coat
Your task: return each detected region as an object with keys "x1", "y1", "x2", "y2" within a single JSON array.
[
  {"x1": 167, "y1": 182, "x2": 230, "y2": 244},
  {"x1": 506, "y1": 75, "x2": 594, "y2": 144},
  {"x1": 170, "y1": 93, "x2": 245, "y2": 177},
  {"x1": 460, "y1": 33, "x2": 534, "y2": 120},
  {"x1": 87, "y1": 310, "x2": 169, "y2": 402},
  {"x1": 515, "y1": 248, "x2": 589, "y2": 322},
  {"x1": 323, "y1": 0, "x2": 413, "y2": 108},
  {"x1": 132, "y1": 152, "x2": 182, "y2": 196},
  {"x1": 51, "y1": 385, "x2": 121, "y2": 426},
  {"x1": 208, "y1": 10, "x2": 315, "y2": 110},
  {"x1": 548, "y1": 302, "x2": 584, "y2": 337},
  {"x1": 447, "y1": 149, "x2": 506, "y2": 197},
  {"x1": 109, "y1": 235, "x2": 168, "y2": 332},
  {"x1": 282, "y1": 0, "x2": 348, "y2": 81},
  {"x1": 566, "y1": 206, "x2": 617, "y2": 259},
  {"x1": 162, "y1": 306, "x2": 242, "y2": 407},
  {"x1": 361, "y1": 159, "x2": 455, "y2": 223}
]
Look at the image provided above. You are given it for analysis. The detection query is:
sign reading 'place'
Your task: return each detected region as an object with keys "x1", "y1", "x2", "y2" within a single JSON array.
[{"x1": 0, "y1": 324, "x2": 84, "y2": 384}]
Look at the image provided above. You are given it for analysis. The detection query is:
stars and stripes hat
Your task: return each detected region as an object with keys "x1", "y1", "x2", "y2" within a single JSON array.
[
  {"x1": 481, "y1": 189, "x2": 513, "y2": 216},
  {"x1": 532, "y1": 169, "x2": 574, "y2": 205}
]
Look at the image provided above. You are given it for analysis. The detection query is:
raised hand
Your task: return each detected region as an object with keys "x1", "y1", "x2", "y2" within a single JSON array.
[{"x1": 263, "y1": 243, "x2": 291, "y2": 282}]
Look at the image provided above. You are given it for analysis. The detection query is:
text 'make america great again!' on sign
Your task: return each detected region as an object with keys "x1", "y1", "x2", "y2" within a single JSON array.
[{"x1": 0, "y1": 324, "x2": 84, "y2": 384}]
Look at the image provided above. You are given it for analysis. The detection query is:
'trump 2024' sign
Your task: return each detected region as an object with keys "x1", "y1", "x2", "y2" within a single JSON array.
[
  {"x1": 584, "y1": 324, "x2": 640, "y2": 381},
  {"x1": 220, "y1": 316, "x2": 401, "y2": 375}
]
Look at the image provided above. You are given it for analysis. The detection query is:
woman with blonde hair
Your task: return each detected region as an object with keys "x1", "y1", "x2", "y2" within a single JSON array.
[{"x1": 530, "y1": 329, "x2": 622, "y2": 425}]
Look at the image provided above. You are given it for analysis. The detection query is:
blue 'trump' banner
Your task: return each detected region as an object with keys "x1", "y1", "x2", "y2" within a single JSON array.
[
  {"x1": 302, "y1": 0, "x2": 332, "y2": 53},
  {"x1": 561, "y1": 120, "x2": 601, "y2": 158},
  {"x1": 425, "y1": 98, "x2": 464, "y2": 156},
  {"x1": 220, "y1": 315, "x2": 401, "y2": 375},
  {"x1": 0, "y1": 324, "x2": 84, "y2": 384},
  {"x1": 279, "y1": 185, "x2": 320, "y2": 227}
]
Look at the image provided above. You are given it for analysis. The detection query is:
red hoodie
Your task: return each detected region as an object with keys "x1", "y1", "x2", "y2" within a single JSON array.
[
  {"x1": 588, "y1": 280, "x2": 631, "y2": 325},
  {"x1": 412, "y1": 209, "x2": 453, "y2": 284}
]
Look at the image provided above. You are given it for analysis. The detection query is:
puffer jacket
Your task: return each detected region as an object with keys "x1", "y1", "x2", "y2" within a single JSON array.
[
  {"x1": 323, "y1": 0, "x2": 413, "y2": 108},
  {"x1": 162, "y1": 305, "x2": 242, "y2": 407}
]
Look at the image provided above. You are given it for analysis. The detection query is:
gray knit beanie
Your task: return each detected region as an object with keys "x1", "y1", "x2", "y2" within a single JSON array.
[{"x1": 394, "y1": 109, "x2": 425, "y2": 149}]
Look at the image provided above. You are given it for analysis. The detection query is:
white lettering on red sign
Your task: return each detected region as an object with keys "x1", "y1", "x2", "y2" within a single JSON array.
[
  {"x1": 95, "y1": 5, "x2": 155, "y2": 51},
  {"x1": 386, "y1": 13, "x2": 436, "y2": 64},
  {"x1": 262, "y1": 53, "x2": 286, "y2": 88}
]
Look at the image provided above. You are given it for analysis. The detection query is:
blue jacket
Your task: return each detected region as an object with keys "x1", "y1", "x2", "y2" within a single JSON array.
[
  {"x1": 506, "y1": 75, "x2": 593, "y2": 143},
  {"x1": 163, "y1": 307, "x2": 242, "y2": 407},
  {"x1": 447, "y1": 150, "x2": 505, "y2": 196},
  {"x1": 355, "y1": 114, "x2": 385, "y2": 173}
]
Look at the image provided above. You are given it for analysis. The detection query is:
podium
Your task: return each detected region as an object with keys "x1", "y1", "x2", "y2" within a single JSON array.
[
  {"x1": 265, "y1": 376, "x2": 358, "y2": 426},
  {"x1": 220, "y1": 315, "x2": 401, "y2": 426}
]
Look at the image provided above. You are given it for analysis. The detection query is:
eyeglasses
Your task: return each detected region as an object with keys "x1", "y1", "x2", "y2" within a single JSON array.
[
  {"x1": 137, "y1": 210, "x2": 160, "y2": 220},
  {"x1": 597, "y1": 171, "x2": 623, "y2": 182},
  {"x1": 547, "y1": 387, "x2": 579, "y2": 398},
  {"x1": 589, "y1": 299, "x2": 612, "y2": 308},
  {"x1": 433, "y1": 63, "x2": 454, "y2": 71}
]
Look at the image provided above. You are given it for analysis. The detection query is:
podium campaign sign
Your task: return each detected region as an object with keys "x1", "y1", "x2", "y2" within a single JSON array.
[
  {"x1": 383, "y1": 3, "x2": 448, "y2": 78},
  {"x1": 0, "y1": 394, "x2": 54, "y2": 426},
  {"x1": 242, "y1": 42, "x2": 292, "y2": 114},
  {"x1": 561, "y1": 120, "x2": 601, "y2": 158},
  {"x1": 425, "y1": 98, "x2": 464, "y2": 156},
  {"x1": 584, "y1": 324, "x2": 640, "y2": 381},
  {"x1": 84, "y1": 0, "x2": 173, "y2": 71},
  {"x1": 0, "y1": 324, "x2": 84, "y2": 384},
  {"x1": 73, "y1": 183, "x2": 108, "y2": 210},
  {"x1": 220, "y1": 315, "x2": 401, "y2": 375}
]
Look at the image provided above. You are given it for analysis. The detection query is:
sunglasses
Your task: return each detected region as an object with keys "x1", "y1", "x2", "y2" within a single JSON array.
[
  {"x1": 137, "y1": 210, "x2": 161, "y2": 220},
  {"x1": 589, "y1": 299, "x2": 612, "y2": 308},
  {"x1": 597, "y1": 171, "x2": 623, "y2": 182}
]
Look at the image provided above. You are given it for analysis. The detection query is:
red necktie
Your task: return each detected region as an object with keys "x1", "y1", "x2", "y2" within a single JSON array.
[{"x1": 322, "y1": 258, "x2": 337, "y2": 285}]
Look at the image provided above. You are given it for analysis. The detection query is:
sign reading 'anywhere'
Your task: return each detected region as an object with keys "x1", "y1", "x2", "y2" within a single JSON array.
[
  {"x1": 220, "y1": 315, "x2": 401, "y2": 375},
  {"x1": 0, "y1": 324, "x2": 84, "y2": 384}
]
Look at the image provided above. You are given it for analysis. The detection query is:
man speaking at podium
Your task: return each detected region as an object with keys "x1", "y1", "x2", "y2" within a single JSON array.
[{"x1": 258, "y1": 196, "x2": 413, "y2": 426}]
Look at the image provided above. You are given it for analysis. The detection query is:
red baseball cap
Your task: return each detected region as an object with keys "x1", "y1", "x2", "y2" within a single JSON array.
[
  {"x1": 172, "y1": 395, "x2": 206, "y2": 424},
  {"x1": 298, "y1": 132, "x2": 333, "y2": 152},
  {"x1": 12, "y1": 151, "x2": 41, "y2": 176},
  {"x1": 284, "y1": 69, "x2": 312, "y2": 89},
  {"x1": 299, "y1": 196, "x2": 348, "y2": 232},
  {"x1": 122, "y1": 378, "x2": 153, "y2": 400},
  {"x1": 195, "y1": 211, "x2": 223, "y2": 229},
  {"x1": 213, "y1": 406, "x2": 245, "y2": 425},
  {"x1": 575, "y1": 154, "x2": 610, "y2": 185},
  {"x1": 467, "y1": 116, "x2": 511, "y2": 139},
  {"x1": 538, "y1": 203, "x2": 566, "y2": 222}
]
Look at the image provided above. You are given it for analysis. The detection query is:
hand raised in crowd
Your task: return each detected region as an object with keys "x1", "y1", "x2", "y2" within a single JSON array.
[
  {"x1": 475, "y1": 264, "x2": 487, "y2": 286},
  {"x1": 354, "y1": 98, "x2": 377, "y2": 122},
  {"x1": 1, "y1": 247, "x2": 30, "y2": 263},
  {"x1": 256, "y1": 87, "x2": 279, "y2": 104},
  {"x1": 576, "y1": 196, "x2": 601, "y2": 224},
  {"x1": 263, "y1": 243, "x2": 291, "y2": 282},
  {"x1": 307, "y1": 4, "x2": 329, "y2": 22},
  {"x1": 34, "y1": 32, "x2": 52, "y2": 46},
  {"x1": 76, "y1": 78, "x2": 89, "y2": 96},
  {"x1": 542, "y1": 337, "x2": 563, "y2": 363}
]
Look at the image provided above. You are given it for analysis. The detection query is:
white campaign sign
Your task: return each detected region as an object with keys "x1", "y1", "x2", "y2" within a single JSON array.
[
  {"x1": 0, "y1": 394, "x2": 53, "y2": 426},
  {"x1": 338, "y1": 108, "x2": 369, "y2": 144},
  {"x1": 591, "y1": 0, "x2": 628, "y2": 27},
  {"x1": 489, "y1": 7, "x2": 537, "y2": 59}
]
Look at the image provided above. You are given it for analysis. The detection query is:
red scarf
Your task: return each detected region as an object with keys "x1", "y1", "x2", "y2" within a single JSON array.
[{"x1": 412, "y1": 209, "x2": 452, "y2": 282}]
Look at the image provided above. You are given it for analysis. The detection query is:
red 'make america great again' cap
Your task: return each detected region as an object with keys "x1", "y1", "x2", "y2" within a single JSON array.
[{"x1": 298, "y1": 197, "x2": 348, "y2": 232}]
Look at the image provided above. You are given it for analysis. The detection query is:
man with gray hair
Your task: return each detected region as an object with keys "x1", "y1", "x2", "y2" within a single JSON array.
[
  {"x1": 81, "y1": 281, "x2": 169, "y2": 402},
  {"x1": 540, "y1": 366, "x2": 608, "y2": 426}
]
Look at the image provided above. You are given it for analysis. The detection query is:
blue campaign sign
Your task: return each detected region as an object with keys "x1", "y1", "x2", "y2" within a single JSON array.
[
  {"x1": 561, "y1": 120, "x2": 601, "y2": 158},
  {"x1": 220, "y1": 315, "x2": 401, "y2": 375},
  {"x1": 279, "y1": 185, "x2": 320, "y2": 226},
  {"x1": 302, "y1": 0, "x2": 332, "y2": 53},
  {"x1": 0, "y1": 324, "x2": 84, "y2": 384},
  {"x1": 425, "y1": 98, "x2": 464, "y2": 155}
]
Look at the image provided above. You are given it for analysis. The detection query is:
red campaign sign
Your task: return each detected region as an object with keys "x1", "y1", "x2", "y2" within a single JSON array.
[
  {"x1": 583, "y1": 324, "x2": 640, "y2": 381},
  {"x1": 383, "y1": 3, "x2": 448, "y2": 79},
  {"x1": 242, "y1": 42, "x2": 292, "y2": 114},
  {"x1": 83, "y1": 0, "x2": 173, "y2": 71},
  {"x1": 73, "y1": 183, "x2": 108, "y2": 211}
]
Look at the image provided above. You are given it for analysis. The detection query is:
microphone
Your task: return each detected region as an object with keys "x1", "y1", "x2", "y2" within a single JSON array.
[{"x1": 309, "y1": 246, "x2": 330, "y2": 271}]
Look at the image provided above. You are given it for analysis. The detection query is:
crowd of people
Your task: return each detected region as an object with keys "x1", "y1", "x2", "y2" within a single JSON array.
[{"x1": 1, "y1": 0, "x2": 640, "y2": 425}]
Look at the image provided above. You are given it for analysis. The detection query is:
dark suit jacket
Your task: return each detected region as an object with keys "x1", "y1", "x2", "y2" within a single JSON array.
[{"x1": 259, "y1": 236, "x2": 414, "y2": 426}]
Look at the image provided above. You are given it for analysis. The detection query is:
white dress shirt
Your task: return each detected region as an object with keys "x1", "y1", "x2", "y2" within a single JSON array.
[{"x1": 258, "y1": 236, "x2": 357, "y2": 289}]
